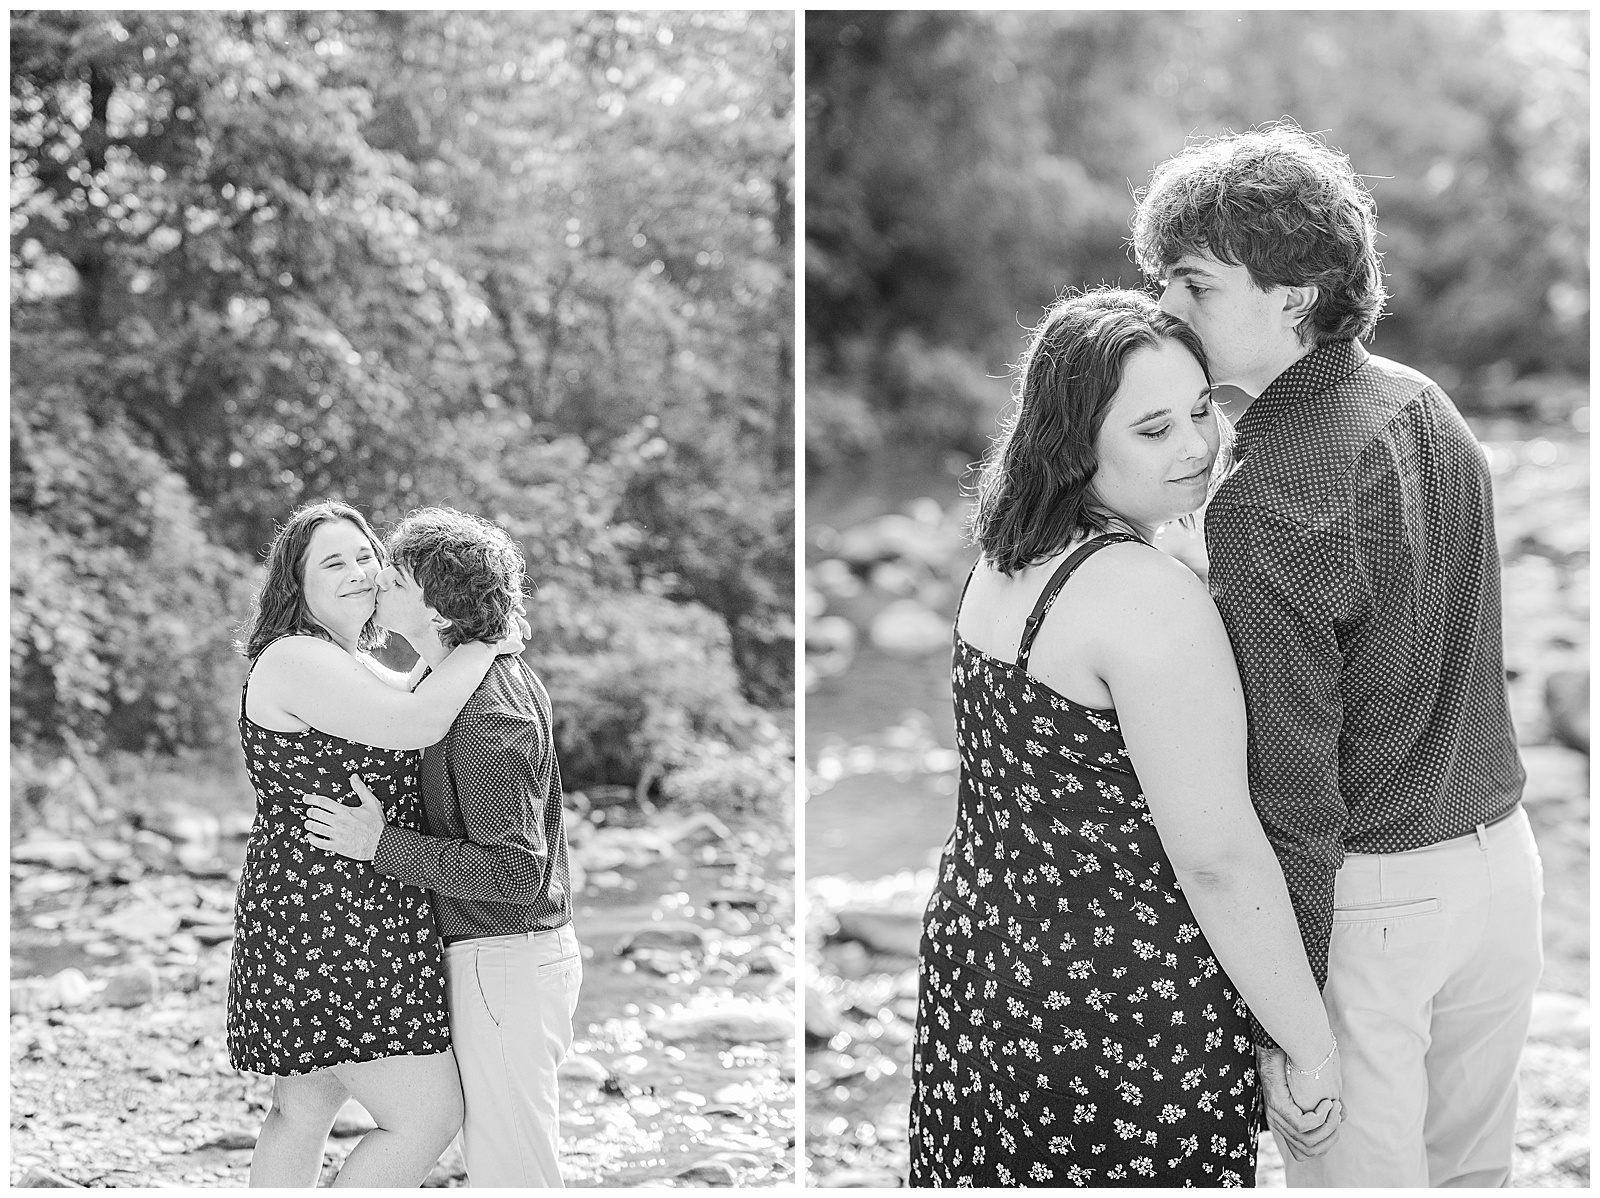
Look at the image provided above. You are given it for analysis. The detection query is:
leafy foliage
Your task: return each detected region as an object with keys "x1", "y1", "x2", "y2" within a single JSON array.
[
  {"x1": 806, "y1": 11, "x2": 1589, "y2": 468},
  {"x1": 11, "y1": 11, "x2": 794, "y2": 795}
]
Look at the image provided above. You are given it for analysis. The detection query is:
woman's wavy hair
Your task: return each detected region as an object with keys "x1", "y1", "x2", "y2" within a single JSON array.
[
  {"x1": 385, "y1": 507, "x2": 526, "y2": 649},
  {"x1": 969, "y1": 288, "x2": 1213, "y2": 576},
  {"x1": 1130, "y1": 119, "x2": 1388, "y2": 346},
  {"x1": 238, "y1": 500, "x2": 389, "y2": 660}
]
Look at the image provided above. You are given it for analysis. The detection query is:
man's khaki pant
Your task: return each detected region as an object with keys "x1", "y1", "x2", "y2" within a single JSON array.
[
  {"x1": 1280, "y1": 807, "x2": 1544, "y2": 1188},
  {"x1": 446, "y1": 924, "x2": 583, "y2": 1188}
]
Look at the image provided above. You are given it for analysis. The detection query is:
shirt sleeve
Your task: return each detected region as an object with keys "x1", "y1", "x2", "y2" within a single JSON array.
[
  {"x1": 372, "y1": 709, "x2": 550, "y2": 905},
  {"x1": 1206, "y1": 502, "x2": 1350, "y2": 1047}
]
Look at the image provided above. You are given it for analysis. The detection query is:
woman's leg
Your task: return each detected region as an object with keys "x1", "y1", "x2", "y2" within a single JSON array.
[
  {"x1": 249, "y1": 1069, "x2": 349, "y2": 1188},
  {"x1": 328, "y1": 1050, "x2": 464, "y2": 1188}
]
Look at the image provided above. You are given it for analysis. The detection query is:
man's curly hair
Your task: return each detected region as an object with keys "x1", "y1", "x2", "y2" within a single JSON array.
[
  {"x1": 385, "y1": 507, "x2": 526, "y2": 648},
  {"x1": 1131, "y1": 120, "x2": 1388, "y2": 345}
]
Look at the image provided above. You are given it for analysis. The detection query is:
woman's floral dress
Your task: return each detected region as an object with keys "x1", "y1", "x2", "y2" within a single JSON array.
[
  {"x1": 227, "y1": 661, "x2": 450, "y2": 1075},
  {"x1": 910, "y1": 535, "x2": 1261, "y2": 1187}
]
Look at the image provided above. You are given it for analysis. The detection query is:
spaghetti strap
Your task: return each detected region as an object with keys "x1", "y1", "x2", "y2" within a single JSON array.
[
  {"x1": 1015, "y1": 533, "x2": 1145, "y2": 672},
  {"x1": 952, "y1": 559, "x2": 980, "y2": 628}
]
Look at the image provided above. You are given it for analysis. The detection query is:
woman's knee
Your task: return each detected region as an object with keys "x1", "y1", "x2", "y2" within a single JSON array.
[
  {"x1": 337, "y1": 1053, "x2": 463, "y2": 1145},
  {"x1": 267, "y1": 1070, "x2": 346, "y2": 1129}
]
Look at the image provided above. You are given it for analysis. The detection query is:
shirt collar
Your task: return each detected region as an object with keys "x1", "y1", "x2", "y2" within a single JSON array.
[{"x1": 1233, "y1": 339, "x2": 1370, "y2": 459}]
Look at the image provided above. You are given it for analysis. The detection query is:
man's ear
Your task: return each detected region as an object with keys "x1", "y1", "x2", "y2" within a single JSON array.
[
  {"x1": 428, "y1": 610, "x2": 453, "y2": 633},
  {"x1": 1281, "y1": 284, "x2": 1319, "y2": 333}
]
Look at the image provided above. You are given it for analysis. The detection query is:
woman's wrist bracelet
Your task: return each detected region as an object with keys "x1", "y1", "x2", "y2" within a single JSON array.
[{"x1": 1290, "y1": 1033, "x2": 1339, "y2": 1079}]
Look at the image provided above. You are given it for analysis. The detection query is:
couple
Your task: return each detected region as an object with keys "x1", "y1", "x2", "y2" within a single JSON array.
[
  {"x1": 910, "y1": 122, "x2": 1542, "y2": 1187},
  {"x1": 227, "y1": 502, "x2": 580, "y2": 1187}
]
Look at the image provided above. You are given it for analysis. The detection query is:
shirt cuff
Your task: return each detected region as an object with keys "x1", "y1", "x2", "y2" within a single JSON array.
[{"x1": 373, "y1": 822, "x2": 425, "y2": 887}]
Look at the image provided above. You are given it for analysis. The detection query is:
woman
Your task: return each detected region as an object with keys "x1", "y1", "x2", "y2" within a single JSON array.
[
  {"x1": 908, "y1": 291, "x2": 1341, "y2": 1187},
  {"x1": 228, "y1": 499, "x2": 522, "y2": 1187}
]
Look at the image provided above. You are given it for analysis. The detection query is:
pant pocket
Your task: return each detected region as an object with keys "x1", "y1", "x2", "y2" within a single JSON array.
[
  {"x1": 1331, "y1": 897, "x2": 1441, "y2": 923},
  {"x1": 472, "y1": 945, "x2": 506, "y2": 1029},
  {"x1": 1332, "y1": 896, "x2": 1442, "y2": 954}
]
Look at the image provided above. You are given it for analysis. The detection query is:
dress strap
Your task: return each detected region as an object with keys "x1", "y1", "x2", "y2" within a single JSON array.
[
  {"x1": 952, "y1": 558, "x2": 980, "y2": 628},
  {"x1": 1016, "y1": 533, "x2": 1146, "y2": 672}
]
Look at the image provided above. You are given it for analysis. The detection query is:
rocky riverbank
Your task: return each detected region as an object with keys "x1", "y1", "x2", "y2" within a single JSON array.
[
  {"x1": 10, "y1": 760, "x2": 796, "y2": 1188},
  {"x1": 803, "y1": 424, "x2": 1589, "y2": 1186}
]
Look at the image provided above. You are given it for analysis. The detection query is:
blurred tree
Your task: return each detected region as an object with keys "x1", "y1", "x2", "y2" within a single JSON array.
[
  {"x1": 11, "y1": 10, "x2": 795, "y2": 776},
  {"x1": 805, "y1": 10, "x2": 1589, "y2": 471}
]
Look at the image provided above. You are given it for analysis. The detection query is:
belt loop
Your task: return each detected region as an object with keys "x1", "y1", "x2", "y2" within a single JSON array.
[{"x1": 1475, "y1": 823, "x2": 1489, "y2": 851}]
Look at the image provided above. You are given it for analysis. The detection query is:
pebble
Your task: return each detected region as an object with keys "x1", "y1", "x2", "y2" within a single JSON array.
[
  {"x1": 12, "y1": 840, "x2": 97, "y2": 871},
  {"x1": 1520, "y1": 744, "x2": 1588, "y2": 803},
  {"x1": 1544, "y1": 669, "x2": 1589, "y2": 753},
  {"x1": 804, "y1": 984, "x2": 843, "y2": 1044},
  {"x1": 647, "y1": 1004, "x2": 792, "y2": 1045},
  {"x1": 1527, "y1": 991, "x2": 1589, "y2": 1048},
  {"x1": 102, "y1": 963, "x2": 160, "y2": 1009},
  {"x1": 199, "y1": 1130, "x2": 258, "y2": 1151},
  {"x1": 816, "y1": 1166, "x2": 906, "y2": 1187},
  {"x1": 558, "y1": 1052, "x2": 613, "y2": 1087},
  {"x1": 15, "y1": 1167, "x2": 84, "y2": 1188},
  {"x1": 868, "y1": 600, "x2": 950, "y2": 658},
  {"x1": 833, "y1": 909, "x2": 923, "y2": 957},
  {"x1": 674, "y1": 1159, "x2": 739, "y2": 1186}
]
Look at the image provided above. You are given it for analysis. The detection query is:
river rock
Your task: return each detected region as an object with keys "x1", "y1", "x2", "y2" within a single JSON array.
[
  {"x1": 12, "y1": 838, "x2": 96, "y2": 871},
  {"x1": 818, "y1": 1166, "x2": 907, "y2": 1187},
  {"x1": 1528, "y1": 991, "x2": 1589, "y2": 1048},
  {"x1": 1545, "y1": 669, "x2": 1590, "y2": 754},
  {"x1": 833, "y1": 909, "x2": 923, "y2": 957},
  {"x1": 617, "y1": 922, "x2": 708, "y2": 956},
  {"x1": 811, "y1": 558, "x2": 864, "y2": 599},
  {"x1": 868, "y1": 600, "x2": 949, "y2": 658},
  {"x1": 837, "y1": 513, "x2": 957, "y2": 571},
  {"x1": 1520, "y1": 744, "x2": 1588, "y2": 802},
  {"x1": 102, "y1": 963, "x2": 159, "y2": 1008},
  {"x1": 331, "y1": 1097, "x2": 377, "y2": 1138},
  {"x1": 804, "y1": 984, "x2": 843, "y2": 1045},
  {"x1": 198, "y1": 1130, "x2": 258, "y2": 1151},
  {"x1": 557, "y1": 1052, "x2": 612, "y2": 1088},
  {"x1": 191, "y1": 923, "x2": 235, "y2": 946},
  {"x1": 101, "y1": 901, "x2": 182, "y2": 943},
  {"x1": 15, "y1": 1167, "x2": 85, "y2": 1188},
  {"x1": 647, "y1": 1003, "x2": 792, "y2": 1045},
  {"x1": 675, "y1": 1159, "x2": 738, "y2": 1186}
]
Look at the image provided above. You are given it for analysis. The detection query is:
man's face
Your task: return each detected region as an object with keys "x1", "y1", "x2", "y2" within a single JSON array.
[
  {"x1": 1156, "y1": 252, "x2": 1303, "y2": 394},
  {"x1": 373, "y1": 562, "x2": 444, "y2": 641}
]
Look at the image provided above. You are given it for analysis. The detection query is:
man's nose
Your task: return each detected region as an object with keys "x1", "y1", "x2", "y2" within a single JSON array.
[{"x1": 1156, "y1": 284, "x2": 1183, "y2": 317}]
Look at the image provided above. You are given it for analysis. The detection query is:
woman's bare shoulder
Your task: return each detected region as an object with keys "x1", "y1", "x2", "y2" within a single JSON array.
[
  {"x1": 252, "y1": 634, "x2": 348, "y2": 679},
  {"x1": 1075, "y1": 541, "x2": 1217, "y2": 633}
]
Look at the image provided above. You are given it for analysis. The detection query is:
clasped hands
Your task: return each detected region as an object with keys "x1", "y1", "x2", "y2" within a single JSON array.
[{"x1": 1258, "y1": 1042, "x2": 1345, "y2": 1162}]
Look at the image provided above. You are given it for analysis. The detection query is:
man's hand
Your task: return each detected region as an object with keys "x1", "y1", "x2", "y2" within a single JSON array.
[
  {"x1": 302, "y1": 774, "x2": 387, "y2": 862},
  {"x1": 1258, "y1": 1045, "x2": 1342, "y2": 1161}
]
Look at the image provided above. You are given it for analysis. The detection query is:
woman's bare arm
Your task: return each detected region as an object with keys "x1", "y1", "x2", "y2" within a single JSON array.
[
  {"x1": 1080, "y1": 547, "x2": 1336, "y2": 1071},
  {"x1": 252, "y1": 635, "x2": 514, "y2": 750}
]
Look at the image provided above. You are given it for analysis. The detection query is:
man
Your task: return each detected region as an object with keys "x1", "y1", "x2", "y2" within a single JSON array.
[
  {"x1": 304, "y1": 507, "x2": 580, "y2": 1188},
  {"x1": 1131, "y1": 121, "x2": 1541, "y2": 1187}
]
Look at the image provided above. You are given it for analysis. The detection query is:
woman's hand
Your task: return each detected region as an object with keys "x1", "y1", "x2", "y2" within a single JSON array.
[
  {"x1": 487, "y1": 608, "x2": 530, "y2": 657},
  {"x1": 1286, "y1": 1037, "x2": 1343, "y2": 1122},
  {"x1": 1258, "y1": 1044, "x2": 1343, "y2": 1161}
]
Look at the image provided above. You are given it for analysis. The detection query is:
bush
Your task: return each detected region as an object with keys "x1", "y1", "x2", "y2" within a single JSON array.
[
  {"x1": 534, "y1": 588, "x2": 765, "y2": 794},
  {"x1": 11, "y1": 333, "x2": 256, "y2": 753}
]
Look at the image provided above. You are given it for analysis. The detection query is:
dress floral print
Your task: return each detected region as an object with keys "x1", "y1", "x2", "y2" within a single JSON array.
[
  {"x1": 227, "y1": 666, "x2": 451, "y2": 1075},
  {"x1": 910, "y1": 536, "x2": 1261, "y2": 1187}
]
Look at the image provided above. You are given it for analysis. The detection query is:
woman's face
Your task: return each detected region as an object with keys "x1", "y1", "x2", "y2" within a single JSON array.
[
  {"x1": 299, "y1": 518, "x2": 380, "y2": 641},
  {"x1": 1090, "y1": 339, "x2": 1219, "y2": 537}
]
